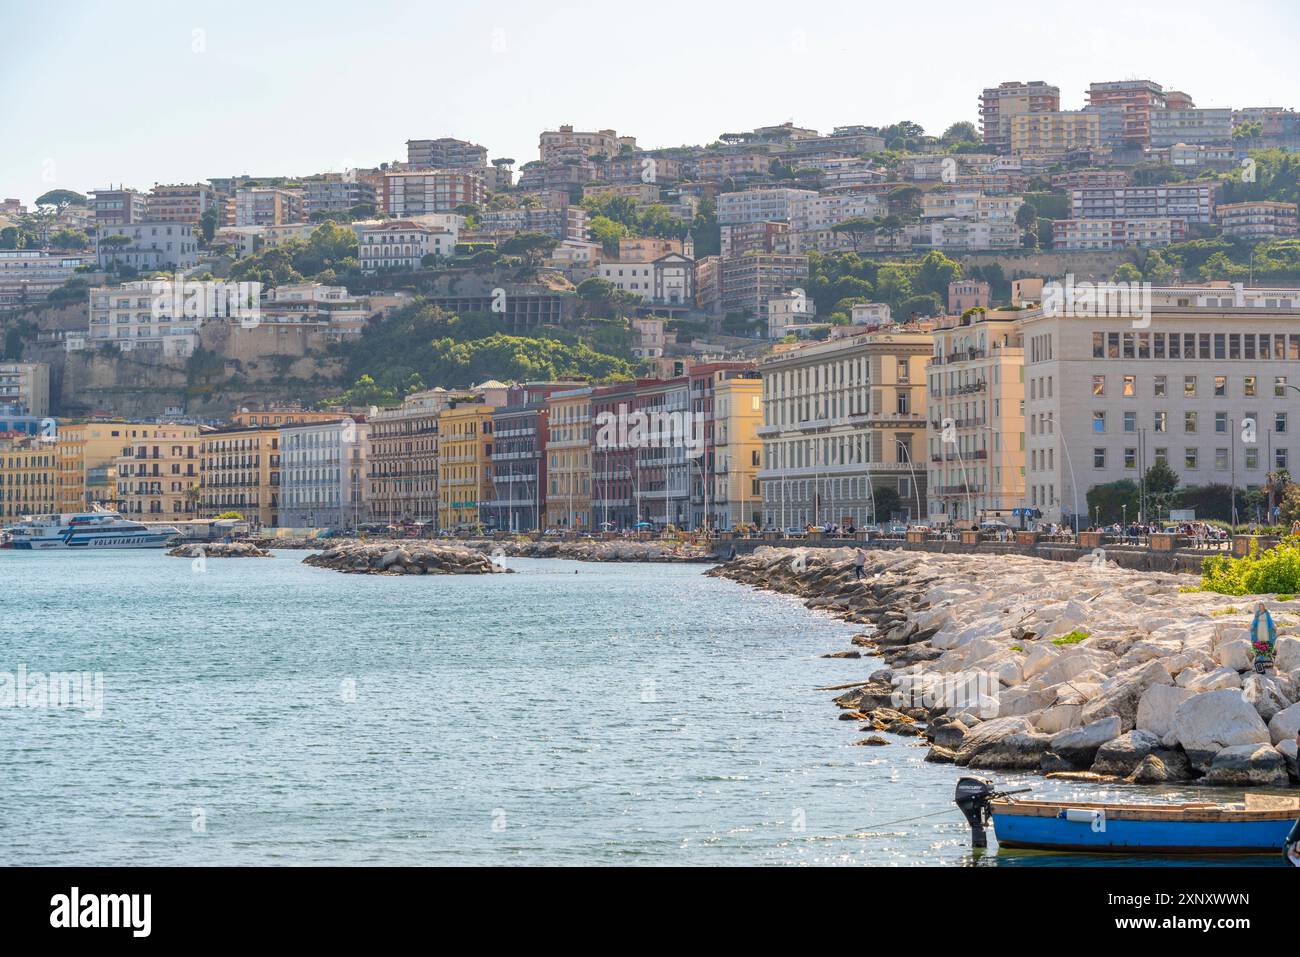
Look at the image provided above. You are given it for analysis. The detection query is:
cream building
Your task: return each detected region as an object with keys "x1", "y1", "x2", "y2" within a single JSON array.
[
  {"x1": 115, "y1": 425, "x2": 202, "y2": 518},
  {"x1": 1020, "y1": 301, "x2": 1300, "y2": 525},
  {"x1": 544, "y1": 386, "x2": 593, "y2": 531},
  {"x1": 758, "y1": 326, "x2": 933, "y2": 529},
  {"x1": 925, "y1": 313, "x2": 1026, "y2": 525}
]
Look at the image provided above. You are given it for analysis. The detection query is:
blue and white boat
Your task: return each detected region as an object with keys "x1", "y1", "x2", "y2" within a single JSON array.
[
  {"x1": 956, "y1": 777, "x2": 1300, "y2": 857},
  {"x1": 4, "y1": 509, "x2": 180, "y2": 549}
]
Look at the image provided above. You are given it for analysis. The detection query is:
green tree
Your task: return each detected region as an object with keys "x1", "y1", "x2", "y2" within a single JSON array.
[
  {"x1": 34, "y1": 189, "x2": 87, "y2": 210},
  {"x1": 830, "y1": 216, "x2": 879, "y2": 252},
  {"x1": 497, "y1": 232, "x2": 558, "y2": 269},
  {"x1": 1086, "y1": 480, "x2": 1140, "y2": 525},
  {"x1": 1112, "y1": 262, "x2": 1143, "y2": 283}
]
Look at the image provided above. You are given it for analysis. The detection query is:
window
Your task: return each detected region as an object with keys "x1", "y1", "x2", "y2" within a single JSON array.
[
  {"x1": 1244, "y1": 375, "x2": 1256, "y2": 397},
  {"x1": 1124, "y1": 448, "x2": 1137, "y2": 469},
  {"x1": 1092, "y1": 375, "x2": 1105, "y2": 397},
  {"x1": 1092, "y1": 411, "x2": 1106, "y2": 433},
  {"x1": 1093, "y1": 448, "x2": 1106, "y2": 469},
  {"x1": 1277, "y1": 412, "x2": 1288, "y2": 434},
  {"x1": 1215, "y1": 411, "x2": 1227, "y2": 434},
  {"x1": 1184, "y1": 376, "x2": 1197, "y2": 398},
  {"x1": 1123, "y1": 410, "x2": 1136, "y2": 433},
  {"x1": 1278, "y1": 448, "x2": 1290, "y2": 469},
  {"x1": 1153, "y1": 411, "x2": 1167, "y2": 433},
  {"x1": 1185, "y1": 448, "x2": 1198, "y2": 469},
  {"x1": 1184, "y1": 411, "x2": 1197, "y2": 433},
  {"x1": 1153, "y1": 375, "x2": 1167, "y2": 397},
  {"x1": 1154, "y1": 447, "x2": 1168, "y2": 465},
  {"x1": 1245, "y1": 448, "x2": 1259, "y2": 470},
  {"x1": 1277, "y1": 376, "x2": 1289, "y2": 398},
  {"x1": 1215, "y1": 448, "x2": 1228, "y2": 471},
  {"x1": 1214, "y1": 376, "x2": 1227, "y2": 397},
  {"x1": 1122, "y1": 375, "x2": 1136, "y2": 397}
]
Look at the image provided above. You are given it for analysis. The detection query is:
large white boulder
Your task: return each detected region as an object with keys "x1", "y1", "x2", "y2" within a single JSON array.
[
  {"x1": 953, "y1": 716, "x2": 1034, "y2": 765},
  {"x1": 1216, "y1": 638, "x2": 1253, "y2": 672},
  {"x1": 1034, "y1": 704, "x2": 1084, "y2": 735},
  {"x1": 1135, "y1": 683, "x2": 1196, "y2": 738},
  {"x1": 1277, "y1": 636, "x2": 1300, "y2": 674},
  {"x1": 1049, "y1": 716, "x2": 1122, "y2": 767},
  {"x1": 1202, "y1": 743, "x2": 1291, "y2": 787},
  {"x1": 1168, "y1": 689, "x2": 1272, "y2": 771},
  {"x1": 1022, "y1": 644, "x2": 1060, "y2": 680},
  {"x1": 1183, "y1": 667, "x2": 1242, "y2": 692},
  {"x1": 1080, "y1": 659, "x2": 1173, "y2": 731},
  {"x1": 1241, "y1": 673, "x2": 1292, "y2": 722},
  {"x1": 1267, "y1": 702, "x2": 1300, "y2": 746}
]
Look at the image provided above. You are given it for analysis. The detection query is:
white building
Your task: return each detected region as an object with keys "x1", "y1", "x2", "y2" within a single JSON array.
[
  {"x1": 280, "y1": 418, "x2": 369, "y2": 529},
  {"x1": 766, "y1": 291, "x2": 819, "y2": 339},
  {"x1": 717, "y1": 187, "x2": 817, "y2": 226},
  {"x1": 1020, "y1": 300, "x2": 1300, "y2": 525},
  {"x1": 597, "y1": 252, "x2": 695, "y2": 307},
  {"x1": 95, "y1": 222, "x2": 197, "y2": 270},
  {"x1": 80, "y1": 281, "x2": 199, "y2": 356},
  {"x1": 354, "y1": 220, "x2": 455, "y2": 272}
]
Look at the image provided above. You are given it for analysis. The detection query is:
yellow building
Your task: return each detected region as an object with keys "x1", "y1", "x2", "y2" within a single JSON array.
[
  {"x1": 56, "y1": 421, "x2": 175, "y2": 512},
  {"x1": 115, "y1": 425, "x2": 202, "y2": 518},
  {"x1": 198, "y1": 426, "x2": 282, "y2": 528},
  {"x1": 544, "y1": 386, "x2": 592, "y2": 531},
  {"x1": 1009, "y1": 111, "x2": 1100, "y2": 160},
  {"x1": 0, "y1": 435, "x2": 58, "y2": 521},
  {"x1": 437, "y1": 399, "x2": 496, "y2": 530},
  {"x1": 712, "y1": 371, "x2": 763, "y2": 529}
]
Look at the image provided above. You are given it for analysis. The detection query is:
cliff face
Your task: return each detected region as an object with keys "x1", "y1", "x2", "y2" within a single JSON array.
[{"x1": 46, "y1": 317, "x2": 343, "y2": 419}]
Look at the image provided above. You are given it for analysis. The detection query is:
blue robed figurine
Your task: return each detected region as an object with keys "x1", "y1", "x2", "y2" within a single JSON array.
[{"x1": 1249, "y1": 602, "x2": 1276, "y2": 673}]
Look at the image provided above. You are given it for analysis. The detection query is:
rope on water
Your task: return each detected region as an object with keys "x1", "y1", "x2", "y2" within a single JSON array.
[{"x1": 852, "y1": 807, "x2": 955, "y2": 833}]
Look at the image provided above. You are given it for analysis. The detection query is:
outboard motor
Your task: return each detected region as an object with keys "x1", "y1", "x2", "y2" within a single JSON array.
[
  {"x1": 954, "y1": 776, "x2": 997, "y2": 848},
  {"x1": 1285, "y1": 816, "x2": 1300, "y2": 866}
]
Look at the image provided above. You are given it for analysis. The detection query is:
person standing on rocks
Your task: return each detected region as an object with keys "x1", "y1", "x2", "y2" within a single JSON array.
[{"x1": 852, "y1": 547, "x2": 867, "y2": 580}]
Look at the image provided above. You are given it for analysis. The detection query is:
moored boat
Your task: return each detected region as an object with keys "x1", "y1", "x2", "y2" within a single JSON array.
[
  {"x1": 955, "y1": 776, "x2": 1300, "y2": 857},
  {"x1": 4, "y1": 508, "x2": 180, "y2": 550}
]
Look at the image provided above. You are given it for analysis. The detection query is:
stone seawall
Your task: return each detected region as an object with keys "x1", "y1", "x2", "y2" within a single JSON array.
[
  {"x1": 711, "y1": 538, "x2": 1208, "y2": 574},
  {"x1": 709, "y1": 546, "x2": 1300, "y2": 788}
]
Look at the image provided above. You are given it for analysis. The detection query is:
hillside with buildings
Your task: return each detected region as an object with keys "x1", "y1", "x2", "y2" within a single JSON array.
[{"x1": 3, "y1": 82, "x2": 1300, "y2": 533}]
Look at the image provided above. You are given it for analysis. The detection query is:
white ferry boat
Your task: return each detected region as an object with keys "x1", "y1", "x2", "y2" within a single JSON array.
[{"x1": 3, "y1": 509, "x2": 181, "y2": 550}]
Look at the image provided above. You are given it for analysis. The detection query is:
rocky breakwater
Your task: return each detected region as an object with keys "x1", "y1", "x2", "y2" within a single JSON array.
[
  {"x1": 302, "y1": 541, "x2": 509, "y2": 575},
  {"x1": 465, "y1": 539, "x2": 714, "y2": 563},
  {"x1": 167, "y1": 542, "x2": 271, "y2": 558},
  {"x1": 709, "y1": 546, "x2": 1300, "y2": 788}
]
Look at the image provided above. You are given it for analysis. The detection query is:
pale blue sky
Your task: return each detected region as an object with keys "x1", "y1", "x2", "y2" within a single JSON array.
[{"x1": 2, "y1": 0, "x2": 1297, "y2": 206}]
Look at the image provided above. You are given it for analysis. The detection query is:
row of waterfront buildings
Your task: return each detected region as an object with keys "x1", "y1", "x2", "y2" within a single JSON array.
[{"x1": 6, "y1": 281, "x2": 1300, "y2": 531}]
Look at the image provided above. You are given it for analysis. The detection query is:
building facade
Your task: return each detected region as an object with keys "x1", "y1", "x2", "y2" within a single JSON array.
[
  {"x1": 280, "y1": 418, "x2": 368, "y2": 529},
  {"x1": 198, "y1": 426, "x2": 282, "y2": 528},
  {"x1": 543, "y1": 387, "x2": 592, "y2": 531},
  {"x1": 1020, "y1": 304, "x2": 1300, "y2": 524},
  {"x1": 758, "y1": 327, "x2": 933, "y2": 529},
  {"x1": 437, "y1": 398, "x2": 496, "y2": 530},
  {"x1": 0, "y1": 435, "x2": 57, "y2": 520},
  {"x1": 925, "y1": 314, "x2": 1026, "y2": 525},
  {"x1": 115, "y1": 425, "x2": 201, "y2": 518}
]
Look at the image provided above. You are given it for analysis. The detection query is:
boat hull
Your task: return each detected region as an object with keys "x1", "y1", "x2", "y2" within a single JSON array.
[
  {"x1": 992, "y1": 800, "x2": 1298, "y2": 854},
  {"x1": 12, "y1": 533, "x2": 175, "y2": 549},
  {"x1": 994, "y1": 813, "x2": 1295, "y2": 854}
]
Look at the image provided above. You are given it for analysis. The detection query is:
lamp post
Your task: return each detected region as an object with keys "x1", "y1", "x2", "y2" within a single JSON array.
[{"x1": 1058, "y1": 417, "x2": 1081, "y2": 536}]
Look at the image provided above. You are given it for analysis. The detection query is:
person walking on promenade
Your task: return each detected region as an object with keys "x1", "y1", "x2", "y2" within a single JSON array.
[{"x1": 852, "y1": 546, "x2": 867, "y2": 580}]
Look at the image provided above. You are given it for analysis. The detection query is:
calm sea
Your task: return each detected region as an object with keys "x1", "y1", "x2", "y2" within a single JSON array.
[{"x1": 0, "y1": 549, "x2": 1274, "y2": 865}]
